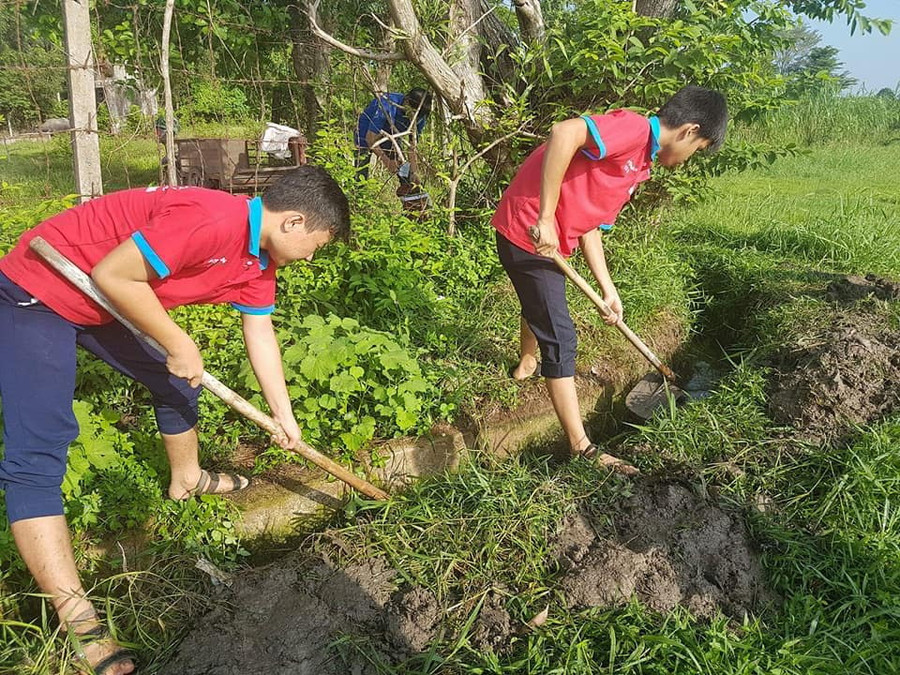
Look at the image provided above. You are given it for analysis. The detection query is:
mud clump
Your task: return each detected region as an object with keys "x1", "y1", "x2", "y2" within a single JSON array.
[
  {"x1": 471, "y1": 590, "x2": 514, "y2": 653},
  {"x1": 161, "y1": 555, "x2": 439, "y2": 675},
  {"x1": 555, "y1": 480, "x2": 771, "y2": 620},
  {"x1": 826, "y1": 274, "x2": 900, "y2": 303},
  {"x1": 384, "y1": 586, "x2": 441, "y2": 652},
  {"x1": 768, "y1": 311, "x2": 900, "y2": 445}
]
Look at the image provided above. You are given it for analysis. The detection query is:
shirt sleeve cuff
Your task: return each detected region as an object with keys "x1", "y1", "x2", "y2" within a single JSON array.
[
  {"x1": 580, "y1": 115, "x2": 607, "y2": 161},
  {"x1": 131, "y1": 232, "x2": 171, "y2": 279},
  {"x1": 230, "y1": 303, "x2": 275, "y2": 315}
]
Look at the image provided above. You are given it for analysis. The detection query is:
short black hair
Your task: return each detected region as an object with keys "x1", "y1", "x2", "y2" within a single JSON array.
[
  {"x1": 404, "y1": 87, "x2": 432, "y2": 117},
  {"x1": 262, "y1": 165, "x2": 350, "y2": 241},
  {"x1": 657, "y1": 85, "x2": 728, "y2": 152}
]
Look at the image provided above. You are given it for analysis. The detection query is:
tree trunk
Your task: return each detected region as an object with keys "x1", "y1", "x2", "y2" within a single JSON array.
[
  {"x1": 512, "y1": 0, "x2": 544, "y2": 44},
  {"x1": 634, "y1": 0, "x2": 678, "y2": 18},
  {"x1": 374, "y1": 23, "x2": 395, "y2": 92},
  {"x1": 388, "y1": 0, "x2": 493, "y2": 147},
  {"x1": 477, "y1": 0, "x2": 519, "y2": 94},
  {"x1": 290, "y1": 1, "x2": 325, "y2": 139}
]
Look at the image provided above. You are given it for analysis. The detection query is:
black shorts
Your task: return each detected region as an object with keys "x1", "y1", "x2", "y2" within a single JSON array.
[{"x1": 495, "y1": 231, "x2": 576, "y2": 378}]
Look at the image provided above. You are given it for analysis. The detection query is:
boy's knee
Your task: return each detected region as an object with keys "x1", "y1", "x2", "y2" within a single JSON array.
[
  {"x1": 154, "y1": 404, "x2": 199, "y2": 435},
  {"x1": 537, "y1": 330, "x2": 577, "y2": 379},
  {"x1": 4, "y1": 484, "x2": 65, "y2": 523},
  {"x1": 1, "y1": 451, "x2": 68, "y2": 523},
  {"x1": 539, "y1": 360, "x2": 576, "y2": 379},
  {"x1": 152, "y1": 381, "x2": 200, "y2": 435}
]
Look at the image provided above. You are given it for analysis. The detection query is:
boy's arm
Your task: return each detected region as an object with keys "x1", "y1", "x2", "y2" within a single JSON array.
[
  {"x1": 91, "y1": 239, "x2": 204, "y2": 387},
  {"x1": 241, "y1": 313, "x2": 302, "y2": 450},
  {"x1": 534, "y1": 118, "x2": 592, "y2": 257},
  {"x1": 366, "y1": 130, "x2": 399, "y2": 173},
  {"x1": 579, "y1": 228, "x2": 622, "y2": 325}
]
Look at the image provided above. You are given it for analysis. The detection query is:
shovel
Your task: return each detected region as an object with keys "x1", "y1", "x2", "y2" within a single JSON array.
[
  {"x1": 528, "y1": 228, "x2": 692, "y2": 420},
  {"x1": 29, "y1": 236, "x2": 390, "y2": 501}
]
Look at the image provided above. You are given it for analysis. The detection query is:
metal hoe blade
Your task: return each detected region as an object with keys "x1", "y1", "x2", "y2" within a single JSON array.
[{"x1": 625, "y1": 362, "x2": 718, "y2": 421}]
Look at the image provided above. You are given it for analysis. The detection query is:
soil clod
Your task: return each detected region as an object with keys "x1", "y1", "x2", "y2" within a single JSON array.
[
  {"x1": 827, "y1": 273, "x2": 900, "y2": 303},
  {"x1": 554, "y1": 480, "x2": 772, "y2": 621}
]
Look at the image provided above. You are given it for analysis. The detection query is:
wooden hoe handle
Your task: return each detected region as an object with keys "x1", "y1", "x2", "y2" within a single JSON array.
[
  {"x1": 30, "y1": 236, "x2": 389, "y2": 501},
  {"x1": 527, "y1": 228, "x2": 679, "y2": 384}
]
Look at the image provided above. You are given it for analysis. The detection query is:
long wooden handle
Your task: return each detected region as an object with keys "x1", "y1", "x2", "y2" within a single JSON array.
[
  {"x1": 29, "y1": 237, "x2": 389, "y2": 501},
  {"x1": 548, "y1": 249, "x2": 680, "y2": 385}
]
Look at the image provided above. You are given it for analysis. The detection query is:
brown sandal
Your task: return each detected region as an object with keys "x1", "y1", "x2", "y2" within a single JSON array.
[
  {"x1": 186, "y1": 469, "x2": 251, "y2": 498},
  {"x1": 578, "y1": 443, "x2": 599, "y2": 459}
]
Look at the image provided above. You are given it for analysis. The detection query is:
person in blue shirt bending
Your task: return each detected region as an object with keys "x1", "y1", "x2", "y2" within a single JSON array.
[{"x1": 354, "y1": 87, "x2": 432, "y2": 183}]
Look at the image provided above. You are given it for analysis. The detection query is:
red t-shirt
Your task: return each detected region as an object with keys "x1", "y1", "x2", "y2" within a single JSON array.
[
  {"x1": 492, "y1": 109, "x2": 660, "y2": 257},
  {"x1": 0, "y1": 186, "x2": 276, "y2": 325}
]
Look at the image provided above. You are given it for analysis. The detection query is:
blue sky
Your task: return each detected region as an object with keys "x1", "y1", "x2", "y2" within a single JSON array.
[{"x1": 808, "y1": 0, "x2": 899, "y2": 92}]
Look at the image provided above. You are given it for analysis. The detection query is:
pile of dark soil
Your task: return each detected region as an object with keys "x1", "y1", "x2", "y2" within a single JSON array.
[
  {"x1": 554, "y1": 480, "x2": 771, "y2": 620},
  {"x1": 160, "y1": 555, "x2": 440, "y2": 675},
  {"x1": 162, "y1": 479, "x2": 770, "y2": 673},
  {"x1": 826, "y1": 274, "x2": 900, "y2": 303},
  {"x1": 768, "y1": 306, "x2": 900, "y2": 445}
]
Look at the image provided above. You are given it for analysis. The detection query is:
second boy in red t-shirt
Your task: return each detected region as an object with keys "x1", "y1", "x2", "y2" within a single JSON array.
[{"x1": 493, "y1": 85, "x2": 728, "y2": 465}]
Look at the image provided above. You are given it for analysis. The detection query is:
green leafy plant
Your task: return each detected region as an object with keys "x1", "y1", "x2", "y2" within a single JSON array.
[
  {"x1": 241, "y1": 314, "x2": 439, "y2": 458},
  {"x1": 62, "y1": 402, "x2": 130, "y2": 515}
]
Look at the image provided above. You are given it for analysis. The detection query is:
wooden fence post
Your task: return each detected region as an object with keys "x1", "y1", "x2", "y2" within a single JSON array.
[{"x1": 62, "y1": 0, "x2": 103, "y2": 201}]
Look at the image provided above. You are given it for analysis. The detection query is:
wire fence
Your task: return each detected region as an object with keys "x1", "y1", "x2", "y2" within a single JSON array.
[{"x1": 0, "y1": 0, "x2": 460, "y2": 201}]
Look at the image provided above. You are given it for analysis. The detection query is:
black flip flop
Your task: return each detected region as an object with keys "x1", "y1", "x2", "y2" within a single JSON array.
[{"x1": 72, "y1": 624, "x2": 137, "y2": 675}]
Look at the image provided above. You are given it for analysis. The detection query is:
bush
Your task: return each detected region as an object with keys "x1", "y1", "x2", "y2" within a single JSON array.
[
  {"x1": 183, "y1": 79, "x2": 250, "y2": 122},
  {"x1": 242, "y1": 314, "x2": 441, "y2": 458}
]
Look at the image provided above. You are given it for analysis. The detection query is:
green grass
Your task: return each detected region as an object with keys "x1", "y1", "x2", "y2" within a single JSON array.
[
  {"x1": 733, "y1": 90, "x2": 900, "y2": 148},
  {"x1": 2, "y1": 108, "x2": 900, "y2": 673},
  {"x1": 0, "y1": 135, "x2": 161, "y2": 206},
  {"x1": 672, "y1": 145, "x2": 900, "y2": 276}
]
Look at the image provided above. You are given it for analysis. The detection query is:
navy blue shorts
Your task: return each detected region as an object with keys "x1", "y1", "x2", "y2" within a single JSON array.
[
  {"x1": 0, "y1": 272, "x2": 200, "y2": 523},
  {"x1": 495, "y1": 231, "x2": 576, "y2": 379}
]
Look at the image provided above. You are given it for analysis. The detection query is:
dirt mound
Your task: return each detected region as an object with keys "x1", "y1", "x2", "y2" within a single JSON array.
[
  {"x1": 768, "y1": 311, "x2": 900, "y2": 444},
  {"x1": 827, "y1": 274, "x2": 900, "y2": 303},
  {"x1": 554, "y1": 480, "x2": 771, "y2": 620},
  {"x1": 160, "y1": 555, "x2": 439, "y2": 675}
]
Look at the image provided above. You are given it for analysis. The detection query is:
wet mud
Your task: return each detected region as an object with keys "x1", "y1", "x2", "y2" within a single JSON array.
[
  {"x1": 768, "y1": 296, "x2": 900, "y2": 445},
  {"x1": 554, "y1": 480, "x2": 772, "y2": 620},
  {"x1": 160, "y1": 554, "x2": 442, "y2": 675},
  {"x1": 826, "y1": 273, "x2": 900, "y2": 303},
  {"x1": 164, "y1": 480, "x2": 769, "y2": 672}
]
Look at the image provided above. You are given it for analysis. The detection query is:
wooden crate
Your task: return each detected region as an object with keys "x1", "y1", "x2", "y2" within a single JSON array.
[{"x1": 175, "y1": 136, "x2": 307, "y2": 194}]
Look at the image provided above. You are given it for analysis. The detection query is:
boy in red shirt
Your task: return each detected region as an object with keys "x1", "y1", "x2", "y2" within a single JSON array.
[
  {"x1": 0, "y1": 166, "x2": 349, "y2": 674},
  {"x1": 494, "y1": 86, "x2": 727, "y2": 463}
]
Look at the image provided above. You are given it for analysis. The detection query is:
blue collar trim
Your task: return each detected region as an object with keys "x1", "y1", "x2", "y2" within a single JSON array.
[
  {"x1": 648, "y1": 116, "x2": 661, "y2": 161},
  {"x1": 248, "y1": 196, "x2": 267, "y2": 269}
]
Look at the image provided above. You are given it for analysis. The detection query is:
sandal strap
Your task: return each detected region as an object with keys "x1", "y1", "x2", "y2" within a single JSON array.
[
  {"x1": 226, "y1": 472, "x2": 245, "y2": 490},
  {"x1": 188, "y1": 469, "x2": 212, "y2": 497},
  {"x1": 187, "y1": 469, "x2": 248, "y2": 497},
  {"x1": 91, "y1": 648, "x2": 135, "y2": 675},
  {"x1": 70, "y1": 623, "x2": 110, "y2": 660},
  {"x1": 580, "y1": 443, "x2": 599, "y2": 459}
]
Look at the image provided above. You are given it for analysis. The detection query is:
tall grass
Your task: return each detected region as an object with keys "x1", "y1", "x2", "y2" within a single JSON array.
[{"x1": 735, "y1": 89, "x2": 900, "y2": 147}]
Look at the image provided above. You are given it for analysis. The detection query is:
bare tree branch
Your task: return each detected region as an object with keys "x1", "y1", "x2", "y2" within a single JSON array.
[
  {"x1": 512, "y1": 0, "x2": 545, "y2": 44},
  {"x1": 307, "y1": 0, "x2": 404, "y2": 62},
  {"x1": 447, "y1": 122, "x2": 528, "y2": 235}
]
